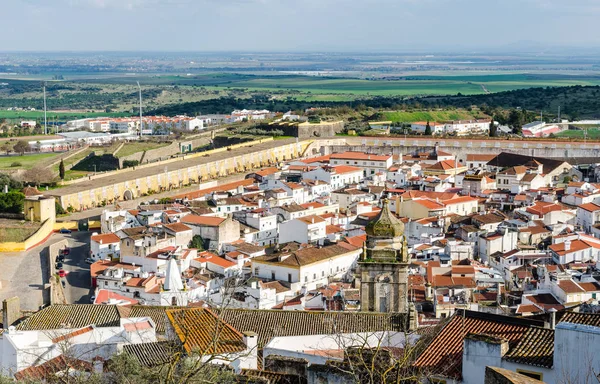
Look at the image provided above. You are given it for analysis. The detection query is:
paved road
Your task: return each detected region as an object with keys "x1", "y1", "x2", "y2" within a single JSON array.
[
  {"x1": 59, "y1": 231, "x2": 93, "y2": 304},
  {"x1": 0, "y1": 239, "x2": 50, "y2": 311}
]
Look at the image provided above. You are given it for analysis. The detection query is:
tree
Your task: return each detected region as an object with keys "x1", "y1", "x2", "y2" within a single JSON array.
[
  {"x1": 13, "y1": 140, "x2": 31, "y2": 156},
  {"x1": 59, "y1": 159, "x2": 65, "y2": 180},
  {"x1": 189, "y1": 235, "x2": 205, "y2": 250},
  {"x1": 424, "y1": 120, "x2": 432, "y2": 135},
  {"x1": 0, "y1": 191, "x2": 24, "y2": 214},
  {"x1": 489, "y1": 118, "x2": 497, "y2": 137},
  {"x1": 0, "y1": 173, "x2": 22, "y2": 190},
  {"x1": 1, "y1": 142, "x2": 12, "y2": 155},
  {"x1": 22, "y1": 166, "x2": 56, "y2": 187}
]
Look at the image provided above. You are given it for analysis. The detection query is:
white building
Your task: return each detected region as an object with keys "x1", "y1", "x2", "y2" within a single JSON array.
[
  {"x1": 329, "y1": 152, "x2": 393, "y2": 177},
  {"x1": 278, "y1": 215, "x2": 327, "y2": 245},
  {"x1": 90, "y1": 232, "x2": 121, "y2": 261}
]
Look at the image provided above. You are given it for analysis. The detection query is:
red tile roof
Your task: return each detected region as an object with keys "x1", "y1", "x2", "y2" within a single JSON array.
[
  {"x1": 330, "y1": 151, "x2": 391, "y2": 161},
  {"x1": 91, "y1": 233, "x2": 120, "y2": 244},
  {"x1": 414, "y1": 311, "x2": 531, "y2": 379},
  {"x1": 181, "y1": 215, "x2": 225, "y2": 227},
  {"x1": 163, "y1": 222, "x2": 192, "y2": 233}
]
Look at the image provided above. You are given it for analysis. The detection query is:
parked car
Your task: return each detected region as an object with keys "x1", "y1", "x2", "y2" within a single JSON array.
[
  {"x1": 60, "y1": 248, "x2": 70, "y2": 256},
  {"x1": 56, "y1": 255, "x2": 64, "y2": 263},
  {"x1": 84, "y1": 257, "x2": 94, "y2": 264},
  {"x1": 58, "y1": 269, "x2": 66, "y2": 278},
  {"x1": 59, "y1": 228, "x2": 72, "y2": 234},
  {"x1": 55, "y1": 262, "x2": 63, "y2": 269},
  {"x1": 89, "y1": 295, "x2": 96, "y2": 304}
]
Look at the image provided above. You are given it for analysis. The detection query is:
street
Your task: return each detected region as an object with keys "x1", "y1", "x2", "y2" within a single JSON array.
[
  {"x1": 0, "y1": 231, "x2": 94, "y2": 311},
  {"x1": 59, "y1": 231, "x2": 93, "y2": 304}
]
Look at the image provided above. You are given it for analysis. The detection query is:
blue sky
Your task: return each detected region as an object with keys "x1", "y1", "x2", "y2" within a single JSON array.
[{"x1": 3, "y1": 0, "x2": 599, "y2": 51}]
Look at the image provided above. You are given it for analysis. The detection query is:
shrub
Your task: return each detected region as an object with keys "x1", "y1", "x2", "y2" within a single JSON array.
[
  {"x1": 122, "y1": 160, "x2": 140, "y2": 169},
  {"x1": 10, "y1": 162, "x2": 22, "y2": 167}
]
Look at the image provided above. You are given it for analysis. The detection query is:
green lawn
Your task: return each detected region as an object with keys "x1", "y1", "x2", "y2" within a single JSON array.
[
  {"x1": 381, "y1": 110, "x2": 486, "y2": 123},
  {"x1": 115, "y1": 141, "x2": 171, "y2": 158},
  {"x1": 0, "y1": 152, "x2": 60, "y2": 170}
]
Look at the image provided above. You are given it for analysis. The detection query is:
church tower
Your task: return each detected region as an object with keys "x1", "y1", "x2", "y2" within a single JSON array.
[{"x1": 358, "y1": 199, "x2": 410, "y2": 314}]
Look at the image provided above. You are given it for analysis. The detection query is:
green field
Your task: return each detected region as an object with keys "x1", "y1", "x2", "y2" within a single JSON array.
[
  {"x1": 115, "y1": 141, "x2": 171, "y2": 158},
  {"x1": 381, "y1": 110, "x2": 485, "y2": 123},
  {"x1": 86, "y1": 73, "x2": 600, "y2": 98},
  {"x1": 0, "y1": 153, "x2": 60, "y2": 170},
  {"x1": 556, "y1": 128, "x2": 600, "y2": 140},
  {"x1": 0, "y1": 110, "x2": 129, "y2": 120}
]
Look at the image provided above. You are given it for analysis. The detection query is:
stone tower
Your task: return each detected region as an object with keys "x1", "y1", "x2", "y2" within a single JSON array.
[{"x1": 359, "y1": 199, "x2": 410, "y2": 314}]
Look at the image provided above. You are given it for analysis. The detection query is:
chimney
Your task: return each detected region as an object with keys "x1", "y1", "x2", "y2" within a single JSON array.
[
  {"x1": 565, "y1": 240, "x2": 571, "y2": 252},
  {"x1": 549, "y1": 308, "x2": 557, "y2": 329},
  {"x1": 239, "y1": 331, "x2": 258, "y2": 372}
]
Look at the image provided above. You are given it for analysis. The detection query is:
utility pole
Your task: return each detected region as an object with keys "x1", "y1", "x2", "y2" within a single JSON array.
[
  {"x1": 43, "y1": 84, "x2": 47, "y2": 135},
  {"x1": 137, "y1": 81, "x2": 143, "y2": 137}
]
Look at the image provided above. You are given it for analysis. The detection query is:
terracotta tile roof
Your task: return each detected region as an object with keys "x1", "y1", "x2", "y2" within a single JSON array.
[
  {"x1": 167, "y1": 308, "x2": 246, "y2": 355},
  {"x1": 181, "y1": 215, "x2": 225, "y2": 227},
  {"x1": 343, "y1": 234, "x2": 366, "y2": 248},
  {"x1": 578, "y1": 203, "x2": 600, "y2": 212},
  {"x1": 22, "y1": 186, "x2": 43, "y2": 197},
  {"x1": 255, "y1": 167, "x2": 279, "y2": 177},
  {"x1": 549, "y1": 240, "x2": 593, "y2": 256},
  {"x1": 578, "y1": 282, "x2": 600, "y2": 292},
  {"x1": 326, "y1": 224, "x2": 344, "y2": 234},
  {"x1": 503, "y1": 327, "x2": 554, "y2": 368},
  {"x1": 330, "y1": 151, "x2": 391, "y2": 162},
  {"x1": 129, "y1": 306, "x2": 181, "y2": 334},
  {"x1": 466, "y1": 154, "x2": 496, "y2": 162},
  {"x1": 14, "y1": 356, "x2": 93, "y2": 381},
  {"x1": 163, "y1": 222, "x2": 192, "y2": 233},
  {"x1": 558, "y1": 279, "x2": 585, "y2": 294},
  {"x1": 16, "y1": 304, "x2": 122, "y2": 330},
  {"x1": 300, "y1": 155, "x2": 330, "y2": 164},
  {"x1": 253, "y1": 244, "x2": 358, "y2": 268},
  {"x1": 52, "y1": 325, "x2": 94, "y2": 343},
  {"x1": 196, "y1": 251, "x2": 237, "y2": 269},
  {"x1": 526, "y1": 201, "x2": 565, "y2": 216},
  {"x1": 297, "y1": 215, "x2": 325, "y2": 225},
  {"x1": 123, "y1": 341, "x2": 178, "y2": 367},
  {"x1": 219, "y1": 309, "x2": 406, "y2": 347},
  {"x1": 300, "y1": 201, "x2": 325, "y2": 209},
  {"x1": 559, "y1": 311, "x2": 600, "y2": 327},
  {"x1": 515, "y1": 304, "x2": 542, "y2": 314},
  {"x1": 429, "y1": 160, "x2": 459, "y2": 171},
  {"x1": 331, "y1": 165, "x2": 363, "y2": 174},
  {"x1": 525, "y1": 293, "x2": 564, "y2": 312},
  {"x1": 90, "y1": 233, "x2": 120, "y2": 244},
  {"x1": 413, "y1": 310, "x2": 536, "y2": 379}
]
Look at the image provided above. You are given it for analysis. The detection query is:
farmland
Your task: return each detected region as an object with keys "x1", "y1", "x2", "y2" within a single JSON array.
[{"x1": 380, "y1": 110, "x2": 486, "y2": 123}]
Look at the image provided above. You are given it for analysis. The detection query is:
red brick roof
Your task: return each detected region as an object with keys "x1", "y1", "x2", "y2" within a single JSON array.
[{"x1": 163, "y1": 222, "x2": 192, "y2": 233}]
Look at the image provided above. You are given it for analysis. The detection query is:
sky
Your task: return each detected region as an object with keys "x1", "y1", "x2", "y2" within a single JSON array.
[{"x1": 2, "y1": 0, "x2": 600, "y2": 52}]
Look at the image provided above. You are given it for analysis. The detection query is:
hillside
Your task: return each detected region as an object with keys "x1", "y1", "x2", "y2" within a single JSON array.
[
  {"x1": 380, "y1": 110, "x2": 486, "y2": 123},
  {"x1": 413, "y1": 85, "x2": 600, "y2": 120}
]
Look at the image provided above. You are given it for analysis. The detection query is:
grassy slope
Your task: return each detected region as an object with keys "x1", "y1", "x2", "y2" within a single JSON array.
[
  {"x1": 381, "y1": 110, "x2": 485, "y2": 123},
  {"x1": 0, "y1": 152, "x2": 60, "y2": 170},
  {"x1": 115, "y1": 142, "x2": 170, "y2": 158}
]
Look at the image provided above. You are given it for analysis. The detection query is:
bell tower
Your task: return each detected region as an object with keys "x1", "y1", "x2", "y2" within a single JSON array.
[{"x1": 359, "y1": 199, "x2": 410, "y2": 314}]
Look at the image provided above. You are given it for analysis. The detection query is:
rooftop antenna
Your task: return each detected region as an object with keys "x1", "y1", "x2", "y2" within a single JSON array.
[
  {"x1": 43, "y1": 83, "x2": 47, "y2": 135},
  {"x1": 137, "y1": 81, "x2": 143, "y2": 137}
]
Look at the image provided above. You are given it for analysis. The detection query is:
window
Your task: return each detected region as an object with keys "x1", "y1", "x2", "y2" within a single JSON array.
[
  {"x1": 305, "y1": 275, "x2": 308, "y2": 283},
  {"x1": 313, "y1": 273, "x2": 317, "y2": 280},
  {"x1": 322, "y1": 271, "x2": 325, "y2": 277},
  {"x1": 516, "y1": 370, "x2": 543, "y2": 381},
  {"x1": 271, "y1": 271, "x2": 275, "y2": 280},
  {"x1": 288, "y1": 273, "x2": 292, "y2": 283},
  {"x1": 254, "y1": 267, "x2": 259, "y2": 275}
]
